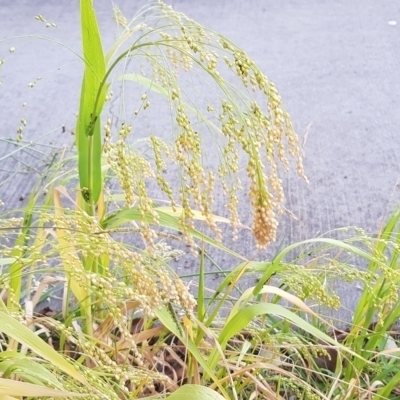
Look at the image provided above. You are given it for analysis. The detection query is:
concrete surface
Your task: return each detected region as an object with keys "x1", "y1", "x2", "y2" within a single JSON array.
[{"x1": 1, "y1": 1, "x2": 400, "y2": 322}]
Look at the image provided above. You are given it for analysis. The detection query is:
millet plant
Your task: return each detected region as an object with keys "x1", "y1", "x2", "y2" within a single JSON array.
[{"x1": 1, "y1": 1, "x2": 400, "y2": 399}]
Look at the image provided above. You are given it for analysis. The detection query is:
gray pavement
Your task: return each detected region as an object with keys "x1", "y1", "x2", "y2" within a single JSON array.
[{"x1": 1, "y1": 1, "x2": 400, "y2": 322}]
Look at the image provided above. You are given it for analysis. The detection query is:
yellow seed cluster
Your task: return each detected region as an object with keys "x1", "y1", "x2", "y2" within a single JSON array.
[
  {"x1": 103, "y1": 118, "x2": 171, "y2": 250},
  {"x1": 34, "y1": 14, "x2": 57, "y2": 28},
  {"x1": 16, "y1": 117, "x2": 27, "y2": 142},
  {"x1": 150, "y1": 136, "x2": 176, "y2": 209},
  {"x1": 44, "y1": 209, "x2": 197, "y2": 317},
  {"x1": 105, "y1": 122, "x2": 160, "y2": 228},
  {"x1": 250, "y1": 184, "x2": 278, "y2": 249},
  {"x1": 37, "y1": 319, "x2": 170, "y2": 399},
  {"x1": 113, "y1": 7, "x2": 128, "y2": 29},
  {"x1": 225, "y1": 187, "x2": 240, "y2": 240},
  {"x1": 173, "y1": 101, "x2": 223, "y2": 242},
  {"x1": 103, "y1": 0, "x2": 309, "y2": 249},
  {"x1": 102, "y1": 117, "x2": 112, "y2": 153},
  {"x1": 283, "y1": 266, "x2": 341, "y2": 310}
]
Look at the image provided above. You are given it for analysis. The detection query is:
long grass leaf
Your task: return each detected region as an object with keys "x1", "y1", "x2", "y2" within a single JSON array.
[
  {"x1": 0, "y1": 378, "x2": 83, "y2": 397},
  {"x1": 208, "y1": 303, "x2": 365, "y2": 370},
  {"x1": 3, "y1": 359, "x2": 61, "y2": 386},
  {"x1": 53, "y1": 188, "x2": 92, "y2": 333},
  {"x1": 166, "y1": 384, "x2": 226, "y2": 400},
  {"x1": 0, "y1": 311, "x2": 89, "y2": 387},
  {"x1": 102, "y1": 208, "x2": 246, "y2": 260},
  {"x1": 116, "y1": 73, "x2": 168, "y2": 96},
  {"x1": 197, "y1": 246, "x2": 206, "y2": 322},
  {"x1": 76, "y1": 0, "x2": 106, "y2": 205},
  {"x1": 253, "y1": 237, "x2": 382, "y2": 296}
]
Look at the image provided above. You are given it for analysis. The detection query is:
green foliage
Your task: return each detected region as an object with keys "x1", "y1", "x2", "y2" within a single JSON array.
[
  {"x1": 1, "y1": 1, "x2": 400, "y2": 400},
  {"x1": 167, "y1": 385, "x2": 226, "y2": 400},
  {"x1": 77, "y1": 0, "x2": 107, "y2": 206}
]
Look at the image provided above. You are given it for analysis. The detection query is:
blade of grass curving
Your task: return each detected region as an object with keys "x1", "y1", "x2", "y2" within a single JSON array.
[
  {"x1": 166, "y1": 384, "x2": 226, "y2": 400},
  {"x1": 0, "y1": 378, "x2": 84, "y2": 398},
  {"x1": 375, "y1": 207, "x2": 400, "y2": 252},
  {"x1": 0, "y1": 311, "x2": 89, "y2": 387},
  {"x1": 116, "y1": 73, "x2": 168, "y2": 96},
  {"x1": 204, "y1": 261, "x2": 280, "y2": 329},
  {"x1": 371, "y1": 207, "x2": 400, "y2": 271},
  {"x1": 76, "y1": 0, "x2": 106, "y2": 205},
  {"x1": 156, "y1": 206, "x2": 236, "y2": 225},
  {"x1": 227, "y1": 285, "x2": 318, "y2": 324},
  {"x1": 0, "y1": 259, "x2": 16, "y2": 266},
  {"x1": 102, "y1": 208, "x2": 246, "y2": 260},
  {"x1": 204, "y1": 261, "x2": 255, "y2": 329},
  {"x1": 2, "y1": 358, "x2": 65, "y2": 389},
  {"x1": 207, "y1": 303, "x2": 365, "y2": 371},
  {"x1": 253, "y1": 237, "x2": 382, "y2": 296},
  {"x1": 210, "y1": 260, "x2": 279, "y2": 304},
  {"x1": 53, "y1": 188, "x2": 92, "y2": 335}
]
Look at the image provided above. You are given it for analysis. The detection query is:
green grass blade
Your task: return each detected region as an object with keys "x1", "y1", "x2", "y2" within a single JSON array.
[
  {"x1": 2, "y1": 358, "x2": 64, "y2": 389},
  {"x1": 0, "y1": 311, "x2": 89, "y2": 387},
  {"x1": 116, "y1": 73, "x2": 168, "y2": 96},
  {"x1": 209, "y1": 261, "x2": 275, "y2": 303},
  {"x1": 102, "y1": 208, "x2": 246, "y2": 260},
  {"x1": 76, "y1": 0, "x2": 106, "y2": 205},
  {"x1": 207, "y1": 303, "x2": 365, "y2": 371},
  {"x1": 53, "y1": 189, "x2": 91, "y2": 313},
  {"x1": 166, "y1": 384, "x2": 226, "y2": 400},
  {"x1": 8, "y1": 193, "x2": 35, "y2": 307},
  {"x1": 351, "y1": 210, "x2": 400, "y2": 327},
  {"x1": 197, "y1": 246, "x2": 206, "y2": 322},
  {"x1": 253, "y1": 237, "x2": 381, "y2": 296},
  {"x1": 0, "y1": 378, "x2": 84, "y2": 398},
  {"x1": 376, "y1": 367, "x2": 400, "y2": 398}
]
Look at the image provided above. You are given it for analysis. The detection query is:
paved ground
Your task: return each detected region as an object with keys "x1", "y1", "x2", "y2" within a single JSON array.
[{"x1": 1, "y1": 1, "x2": 400, "y2": 322}]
